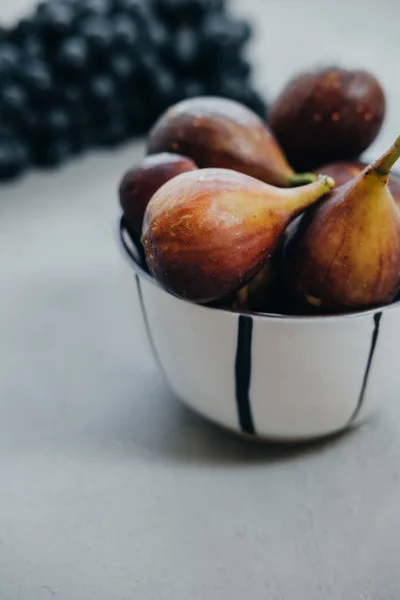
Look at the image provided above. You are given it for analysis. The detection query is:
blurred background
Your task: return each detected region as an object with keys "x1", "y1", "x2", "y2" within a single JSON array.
[{"x1": 2, "y1": 1, "x2": 400, "y2": 599}]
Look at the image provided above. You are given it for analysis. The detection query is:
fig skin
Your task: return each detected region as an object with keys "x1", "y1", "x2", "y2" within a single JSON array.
[
  {"x1": 315, "y1": 160, "x2": 400, "y2": 208},
  {"x1": 119, "y1": 153, "x2": 197, "y2": 236},
  {"x1": 147, "y1": 96, "x2": 316, "y2": 188},
  {"x1": 142, "y1": 168, "x2": 334, "y2": 303},
  {"x1": 269, "y1": 67, "x2": 386, "y2": 171}
]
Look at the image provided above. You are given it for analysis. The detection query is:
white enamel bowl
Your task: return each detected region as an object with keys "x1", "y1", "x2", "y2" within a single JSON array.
[{"x1": 119, "y1": 219, "x2": 400, "y2": 442}]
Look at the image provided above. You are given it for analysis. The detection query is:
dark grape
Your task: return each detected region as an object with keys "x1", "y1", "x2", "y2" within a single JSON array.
[
  {"x1": 138, "y1": 53, "x2": 177, "y2": 107},
  {"x1": 0, "y1": 44, "x2": 21, "y2": 79},
  {"x1": 153, "y1": 68, "x2": 177, "y2": 103},
  {"x1": 225, "y1": 57, "x2": 252, "y2": 79},
  {"x1": 171, "y1": 26, "x2": 199, "y2": 71},
  {"x1": 76, "y1": 0, "x2": 111, "y2": 19},
  {"x1": 27, "y1": 102, "x2": 73, "y2": 165},
  {"x1": 47, "y1": 107, "x2": 72, "y2": 137},
  {"x1": 68, "y1": 104, "x2": 93, "y2": 151},
  {"x1": 79, "y1": 16, "x2": 112, "y2": 54},
  {"x1": 124, "y1": 96, "x2": 153, "y2": 133},
  {"x1": 0, "y1": 134, "x2": 29, "y2": 181},
  {"x1": 111, "y1": 0, "x2": 147, "y2": 26},
  {"x1": 62, "y1": 85, "x2": 83, "y2": 108},
  {"x1": 198, "y1": 0, "x2": 226, "y2": 14},
  {"x1": 86, "y1": 74, "x2": 117, "y2": 106},
  {"x1": 152, "y1": 0, "x2": 192, "y2": 24},
  {"x1": 0, "y1": 124, "x2": 16, "y2": 139},
  {"x1": 209, "y1": 55, "x2": 252, "y2": 84},
  {"x1": 61, "y1": 89, "x2": 91, "y2": 149},
  {"x1": 0, "y1": 27, "x2": 8, "y2": 43},
  {"x1": 21, "y1": 35, "x2": 45, "y2": 59},
  {"x1": 109, "y1": 53, "x2": 138, "y2": 85},
  {"x1": 22, "y1": 59, "x2": 52, "y2": 96},
  {"x1": 111, "y1": 0, "x2": 138, "y2": 12},
  {"x1": 216, "y1": 77, "x2": 267, "y2": 117},
  {"x1": 34, "y1": 138, "x2": 73, "y2": 167},
  {"x1": 36, "y1": 1, "x2": 76, "y2": 39},
  {"x1": 147, "y1": 22, "x2": 169, "y2": 52},
  {"x1": 8, "y1": 19, "x2": 37, "y2": 45},
  {"x1": 153, "y1": 0, "x2": 224, "y2": 25},
  {"x1": 201, "y1": 16, "x2": 251, "y2": 54},
  {"x1": 35, "y1": 0, "x2": 53, "y2": 14},
  {"x1": 57, "y1": 36, "x2": 90, "y2": 75},
  {"x1": 0, "y1": 83, "x2": 29, "y2": 118},
  {"x1": 181, "y1": 78, "x2": 205, "y2": 98},
  {"x1": 93, "y1": 112, "x2": 126, "y2": 146},
  {"x1": 111, "y1": 15, "x2": 140, "y2": 50}
]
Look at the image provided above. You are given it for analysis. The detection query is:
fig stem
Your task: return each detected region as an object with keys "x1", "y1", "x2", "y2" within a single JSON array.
[
  {"x1": 367, "y1": 135, "x2": 400, "y2": 184},
  {"x1": 288, "y1": 172, "x2": 317, "y2": 187},
  {"x1": 283, "y1": 174, "x2": 335, "y2": 213}
]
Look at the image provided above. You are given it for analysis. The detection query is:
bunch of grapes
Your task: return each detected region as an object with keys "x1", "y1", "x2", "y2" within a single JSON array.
[{"x1": 0, "y1": 0, "x2": 267, "y2": 181}]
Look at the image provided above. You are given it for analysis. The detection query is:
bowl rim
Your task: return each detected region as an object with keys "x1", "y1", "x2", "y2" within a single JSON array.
[{"x1": 118, "y1": 216, "x2": 400, "y2": 323}]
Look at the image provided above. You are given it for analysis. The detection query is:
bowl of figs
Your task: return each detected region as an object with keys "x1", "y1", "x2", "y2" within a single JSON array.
[{"x1": 118, "y1": 66, "x2": 400, "y2": 442}]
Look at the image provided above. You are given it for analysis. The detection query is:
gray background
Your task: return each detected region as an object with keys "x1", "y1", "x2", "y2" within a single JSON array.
[{"x1": 1, "y1": 1, "x2": 400, "y2": 599}]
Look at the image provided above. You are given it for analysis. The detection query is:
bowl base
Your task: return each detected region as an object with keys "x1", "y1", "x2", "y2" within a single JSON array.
[{"x1": 179, "y1": 396, "x2": 361, "y2": 445}]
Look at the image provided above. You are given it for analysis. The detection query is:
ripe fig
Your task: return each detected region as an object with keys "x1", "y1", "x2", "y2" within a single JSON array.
[
  {"x1": 147, "y1": 96, "x2": 316, "y2": 187},
  {"x1": 269, "y1": 67, "x2": 386, "y2": 171},
  {"x1": 283, "y1": 136, "x2": 400, "y2": 312},
  {"x1": 119, "y1": 152, "x2": 197, "y2": 236},
  {"x1": 142, "y1": 168, "x2": 334, "y2": 303}
]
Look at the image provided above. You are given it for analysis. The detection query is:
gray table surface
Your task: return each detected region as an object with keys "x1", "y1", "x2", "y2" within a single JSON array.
[{"x1": 2, "y1": 1, "x2": 400, "y2": 598}]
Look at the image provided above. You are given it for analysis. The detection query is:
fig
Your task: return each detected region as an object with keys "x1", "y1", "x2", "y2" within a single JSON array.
[
  {"x1": 147, "y1": 96, "x2": 316, "y2": 187},
  {"x1": 142, "y1": 168, "x2": 334, "y2": 303},
  {"x1": 269, "y1": 67, "x2": 386, "y2": 171},
  {"x1": 119, "y1": 152, "x2": 197, "y2": 236},
  {"x1": 283, "y1": 136, "x2": 400, "y2": 312}
]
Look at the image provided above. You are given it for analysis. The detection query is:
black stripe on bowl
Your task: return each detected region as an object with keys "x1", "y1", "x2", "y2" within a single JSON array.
[
  {"x1": 350, "y1": 311, "x2": 383, "y2": 424},
  {"x1": 235, "y1": 315, "x2": 256, "y2": 434},
  {"x1": 135, "y1": 274, "x2": 166, "y2": 378}
]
